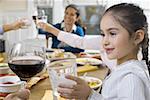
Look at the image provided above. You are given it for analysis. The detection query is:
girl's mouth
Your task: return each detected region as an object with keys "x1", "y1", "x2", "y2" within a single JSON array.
[{"x1": 105, "y1": 48, "x2": 114, "y2": 54}]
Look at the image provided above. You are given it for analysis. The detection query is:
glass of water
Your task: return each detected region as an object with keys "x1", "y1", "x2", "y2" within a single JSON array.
[{"x1": 47, "y1": 58, "x2": 77, "y2": 100}]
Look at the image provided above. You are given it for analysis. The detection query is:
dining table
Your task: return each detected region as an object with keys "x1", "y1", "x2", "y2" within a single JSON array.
[
  {"x1": 0, "y1": 51, "x2": 109, "y2": 100},
  {"x1": 29, "y1": 65, "x2": 109, "y2": 100}
]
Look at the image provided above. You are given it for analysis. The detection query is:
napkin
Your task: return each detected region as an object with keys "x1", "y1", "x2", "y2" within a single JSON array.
[
  {"x1": 26, "y1": 71, "x2": 49, "y2": 89},
  {"x1": 41, "y1": 90, "x2": 65, "y2": 100},
  {"x1": 77, "y1": 65, "x2": 99, "y2": 73}
]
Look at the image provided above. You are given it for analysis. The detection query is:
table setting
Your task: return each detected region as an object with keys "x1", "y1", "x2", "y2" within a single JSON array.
[{"x1": 0, "y1": 43, "x2": 108, "y2": 100}]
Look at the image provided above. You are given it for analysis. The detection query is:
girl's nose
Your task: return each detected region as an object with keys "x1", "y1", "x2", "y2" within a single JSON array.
[
  {"x1": 103, "y1": 37, "x2": 110, "y2": 46},
  {"x1": 104, "y1": 41, "x2": 109, "y2": 46}
]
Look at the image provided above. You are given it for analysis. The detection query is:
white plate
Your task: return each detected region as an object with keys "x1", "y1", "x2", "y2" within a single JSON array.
[
  {"x1": 0, "y1": 63, "x2": 8, "y2": 67},
  {"x1": 76, "y1": 58, "x2": 102, "y2": 65},
  {"x1": 85, "y1": 50, "x2": 100, "y2": 54},
  {"x1": 80, "y1": 76, "x2": 102, "y2": 89},
  {"x1": 0, "y1": 76, "x2": 25, "y2": 93}
]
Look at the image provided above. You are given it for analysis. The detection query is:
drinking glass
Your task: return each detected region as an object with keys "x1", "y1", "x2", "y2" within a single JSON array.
[
  {"x1": 32, "y1": 10, "x2": 47, "y2": 25},
  {"x1": 38, "y1": 9, "x2": 47, "y2": 23},
  {"x1": 47, "y1": 58, "x2": 77, "y2": 100},
  {"x1": 8, "y1": 43, "x2": 46, "y2": 81}
]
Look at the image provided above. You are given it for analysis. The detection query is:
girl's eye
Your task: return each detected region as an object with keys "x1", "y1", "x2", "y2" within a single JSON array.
[
  {"x1": 110, "y1": 32, "x2": 117, "y2": 36},
  {"x1": 99, "y1": 33, "x2": 105, "y2": 37}
]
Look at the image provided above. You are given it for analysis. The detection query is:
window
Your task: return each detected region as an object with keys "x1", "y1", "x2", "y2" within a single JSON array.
[{"x1": 78, "y1": 5, "x2": 106, "y2": 35}]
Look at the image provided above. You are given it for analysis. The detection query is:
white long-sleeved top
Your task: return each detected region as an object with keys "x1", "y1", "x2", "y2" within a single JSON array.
[
  {"x1": 88, "y1": 60, "x2": 150, "y2": 100},
  {"x1": 57, "y1": 31, "x2": 117, "y2": 70},
  {"x1": 57, "y1": 31, "x2": 150, "y2": 100},
  {"x1": 58, "y1": 31, "x2": 100, "y2": 50}
]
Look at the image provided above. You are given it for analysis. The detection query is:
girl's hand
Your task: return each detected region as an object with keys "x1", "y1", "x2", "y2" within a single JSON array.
[
  {"x1": 58, "y1": 75, "x2": 92, "y2": 100},
  {"x1": 37, "y1": 22, "x2": 53, "y2": 32},
  {"x1": 37, "y1": 22, "x2": 49, "y2": 31},
  {"x1": 37, "y1": 22, "x2": 60, "y2": 36}
]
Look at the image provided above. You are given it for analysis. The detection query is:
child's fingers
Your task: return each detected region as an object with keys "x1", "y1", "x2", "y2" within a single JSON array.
[
  {"x1": 65, "y1": 75, "x2": 83, "y2": 84},
  {"x1": 58, "y1": 87, "x2": 73, "y2": 94},
  {"x1": 59, "y1": 93, "x2": 74, "y2": 99},
  {"x1": 59, "y1": 91, "x2": 84, "y2": 100},
  {"x1": 58, "y1": 83, "x2": 74, "y2": 89}
]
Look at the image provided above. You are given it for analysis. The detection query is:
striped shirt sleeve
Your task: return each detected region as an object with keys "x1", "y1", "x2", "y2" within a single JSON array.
[{"x1": 0, "y1": 26, "x2": 4, "y2": 35}]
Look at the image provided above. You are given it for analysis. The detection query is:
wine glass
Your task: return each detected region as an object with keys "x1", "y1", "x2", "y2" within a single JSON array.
[
  {"x1": 32, "y1": 10, "x2": 47, "y2": 25},
  {"x1": 8, "y1": 43, "x2": 46, "y2": 81}
]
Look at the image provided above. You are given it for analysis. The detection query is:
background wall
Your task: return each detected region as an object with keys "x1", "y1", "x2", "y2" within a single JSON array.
[
  {"x1": 0, "y1": 0, "x2": 150, "y2": 57},
  {"x1": 0, "y1": 0, "x2": 38, "y2": 52}
]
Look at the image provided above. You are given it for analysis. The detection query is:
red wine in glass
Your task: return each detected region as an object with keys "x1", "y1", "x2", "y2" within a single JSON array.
[{"x1": 8, "y1": 43, "x2": 46, "y2": 81}]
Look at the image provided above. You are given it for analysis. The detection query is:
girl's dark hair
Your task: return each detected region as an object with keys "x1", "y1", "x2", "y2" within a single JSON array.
[
  {"x1": 104, "y1": 3, "x2": 149, "y2": 73},
  {"x1": 65, "y1": 4, "x2": 85, "y2": 29}
]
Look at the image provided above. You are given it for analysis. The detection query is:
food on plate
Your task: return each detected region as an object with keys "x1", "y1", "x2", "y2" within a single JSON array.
[
  {"x1": 2, "y1": 82, "x2": 14, "y2": 84},
  {"x1": 0, "y1": 93, "x2": 8, "y2": 98},
  {"x1": 46, "y1": 49, "x2": 64, "y2": 59},
  {"x1": 78, "y1": 50, "x2": 101, "y2": 59},
  {"x1": 80, "y1": 76, "x2": 102, "y2": 89},
  {"x1": 77, "y1": 65, "x2": 99, "y2": 73},
  {"x1": 80, "y1": 54, "x2": 101, "y2": 59},
  {"x1": 0, "y1": 57, "x2": 4, "y2": 63},
  {"x1": 46, "y1": 49, "x2": 76, "y2": 60},
  {"x1": 0, "y1": 76, "x2": 25, "y2": 93},
  {"x1": 49, "y1": 61, "x2": 71, "y2": 67},
  {"x1": 0, "y1": 63, "x2": 9, "y2": 75},
  {"x1": 88, "y1": 79, "x2": 100, "y2": 88},
  {"x1": 0, "y1": 63, "x2": 8, "y2": 67},
  {"x1": 76, "y1": 58, "x2": 102, "y2": 65},
  {"x1": 46, "y1": 51, "x2": 76, "y2": 60}
]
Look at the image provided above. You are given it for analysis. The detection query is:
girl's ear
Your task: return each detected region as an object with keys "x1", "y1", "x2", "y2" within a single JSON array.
[{"x1": 134, "y1": 30, "x2": 145, "y2": 45}]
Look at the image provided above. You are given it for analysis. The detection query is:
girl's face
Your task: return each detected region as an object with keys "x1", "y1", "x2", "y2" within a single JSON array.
[
  {"x1": 64, "y1": 7, "x2": 78, "y2": 25},
  {"x1": 100, "y1": 13, "x2": 137, "y2": 64}
]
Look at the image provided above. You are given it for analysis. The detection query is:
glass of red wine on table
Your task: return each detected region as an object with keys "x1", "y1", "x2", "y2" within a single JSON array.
[{"x1": 8, "y1": 43, "x2": 46, "y2": 81}]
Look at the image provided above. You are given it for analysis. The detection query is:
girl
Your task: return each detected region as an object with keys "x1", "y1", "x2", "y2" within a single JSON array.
[{"x1": 38, "y1": 3, "x2": 150, "y2": 100}]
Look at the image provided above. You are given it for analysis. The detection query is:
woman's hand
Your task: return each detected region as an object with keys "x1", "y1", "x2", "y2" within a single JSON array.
[
  {"x1": 11, "y1": 19, "x2": 26, "y2": 30},
  {"x1": 3, "y1": 19, "x2": 27, "y2": 32},
  {"x1": 58, "y1": 75, "x2": 92, "y2": 100}
]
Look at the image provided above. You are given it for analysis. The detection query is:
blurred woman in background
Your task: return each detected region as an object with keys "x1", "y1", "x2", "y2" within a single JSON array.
[{"x1": 39, "y1": 4, "x2": 85, "y2": 53}]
